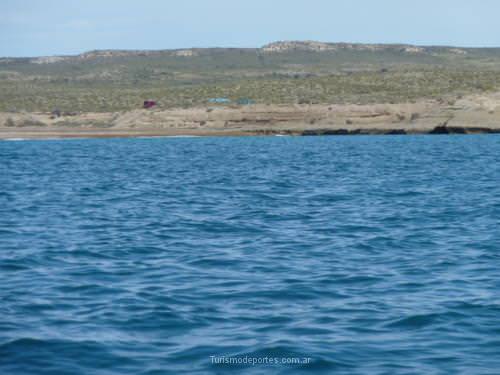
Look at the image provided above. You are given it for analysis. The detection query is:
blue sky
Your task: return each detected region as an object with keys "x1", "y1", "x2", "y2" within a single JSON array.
[{"x1": 1, "y1": 0, "x2": 498, "y2": 57}]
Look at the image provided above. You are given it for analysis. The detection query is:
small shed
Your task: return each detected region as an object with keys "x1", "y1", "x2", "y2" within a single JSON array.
[{"x1": 143, "y1": 100, "x2": 157, "y2": 109}]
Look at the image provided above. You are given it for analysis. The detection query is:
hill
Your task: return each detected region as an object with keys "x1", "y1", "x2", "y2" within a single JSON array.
[{"x1": 1, "y1": 41, "x2": 500, "y2": 113}]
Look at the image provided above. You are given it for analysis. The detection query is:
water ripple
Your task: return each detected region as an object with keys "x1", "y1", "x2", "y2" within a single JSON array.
[{"x1": 1, "y1": 135, "x2": 500, "y2": 374}]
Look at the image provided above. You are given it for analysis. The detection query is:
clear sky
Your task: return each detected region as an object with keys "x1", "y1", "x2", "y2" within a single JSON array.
[{"x1": 1, "y1": 0, "x2": 498, "y2": 57}]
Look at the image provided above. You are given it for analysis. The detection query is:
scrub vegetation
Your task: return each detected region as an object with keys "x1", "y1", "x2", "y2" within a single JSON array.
[{"x1": 1, "y1": 42, "x2": 500, "y2": 112}]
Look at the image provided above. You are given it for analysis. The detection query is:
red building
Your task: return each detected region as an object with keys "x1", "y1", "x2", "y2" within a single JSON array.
[{"x1": 143, "y1": 100, "x2": 157, "y2": 109}]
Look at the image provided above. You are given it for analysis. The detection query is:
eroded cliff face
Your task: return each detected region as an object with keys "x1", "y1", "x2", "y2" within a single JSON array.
[
  {"x1": 1, "y1": 92, "x2": 500, "y2": 138},
  {"x1": 261, "y1": 41, "x2": 467, "y2": 55}
]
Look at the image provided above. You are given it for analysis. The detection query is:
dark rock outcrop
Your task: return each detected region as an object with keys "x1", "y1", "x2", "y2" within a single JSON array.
[
  {"x1": 302, "y1": 129, "x2": 351, "y2": 136},
  {"x1": 385, "y1": 129, "x2": 407, "y2": 135},
  {"x1": 429, "y1": 126, "x2": 466, "y2": 134}
]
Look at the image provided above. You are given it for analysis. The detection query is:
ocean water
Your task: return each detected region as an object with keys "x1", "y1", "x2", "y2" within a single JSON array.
[{"x1": 1, "y1": 135, "x2": 500, "y2": 374}]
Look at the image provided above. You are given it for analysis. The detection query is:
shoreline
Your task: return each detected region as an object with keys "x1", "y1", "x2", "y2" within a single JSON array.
[
  {"x1": 2, "y1": 127, "x2": 500, "y2": 140},
  {"x1": 2, "y1": 94, "x2": 500, "y2": 139}
]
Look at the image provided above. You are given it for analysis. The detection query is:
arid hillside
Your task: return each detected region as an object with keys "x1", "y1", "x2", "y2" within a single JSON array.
[{"x1": 1, "y1": 41, "x2": 500, "y2": 113}]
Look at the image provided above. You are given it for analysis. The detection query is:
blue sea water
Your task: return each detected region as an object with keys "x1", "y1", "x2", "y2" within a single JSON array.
[{"x1": 1, "y1": 135, "x2": 500, "y2": 374}]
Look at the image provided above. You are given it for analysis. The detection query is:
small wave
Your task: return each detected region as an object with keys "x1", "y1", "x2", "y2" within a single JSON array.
[
  {"x1": 0, "y1": 338, "x2": 139, "y2": 374},
  {"x1": 2, "y1": 137, "x2": 68, "y2": 141},
  {"x1": 385, "y1": 313, "x2": 441, "y2": 329}
]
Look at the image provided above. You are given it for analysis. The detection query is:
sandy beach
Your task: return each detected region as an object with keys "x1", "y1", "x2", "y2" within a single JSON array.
[{"x1": 2, "y1": 93, "x2": 500, "y2": 139}]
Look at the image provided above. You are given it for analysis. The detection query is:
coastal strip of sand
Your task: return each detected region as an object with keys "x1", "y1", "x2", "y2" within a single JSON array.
[{"x1": 2, "y1": 94, "x2": 500, "y2": 139}]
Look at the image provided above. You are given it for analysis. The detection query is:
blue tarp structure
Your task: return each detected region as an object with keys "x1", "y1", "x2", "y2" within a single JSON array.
[
  {"x1": 208, "y1": 98, "x2": 231, "y2": 104},
  {"x1": 237, "y1": 98, "x2": 255, "y2": 105}
]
